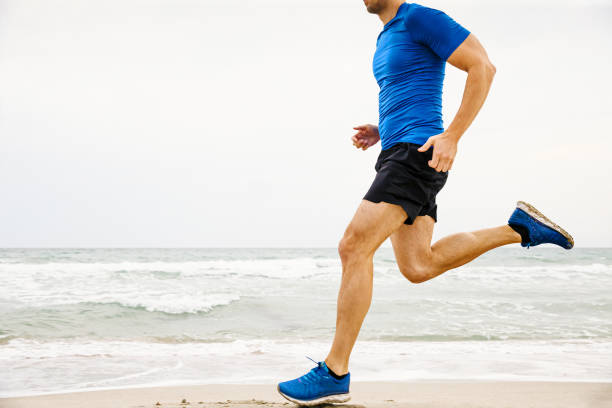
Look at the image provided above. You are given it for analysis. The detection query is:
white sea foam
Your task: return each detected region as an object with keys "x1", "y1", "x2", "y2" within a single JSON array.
[
  {"x1": 0, "y1": 258, "x2": 339, "y2": 313},
  {"x1": 0, "y1": 257, "x2": 610, "y2": 313},
  {"x1": 113, "y1": 292, "x2": 241, "y2": 314},
  {"x1": 1, "y1": 337, "x2": 611, "y2": 397},
  {"x1": 0, "y1": 258, "x2": 341, "y2": 278},
  {"x1": 0, "y1": 258, "x2": 609, "y2": 278}
]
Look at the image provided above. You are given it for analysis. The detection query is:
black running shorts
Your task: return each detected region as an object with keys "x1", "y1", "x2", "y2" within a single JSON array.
[{"x1": 363, "y1": 142, "x2": 448, "y2": 225}]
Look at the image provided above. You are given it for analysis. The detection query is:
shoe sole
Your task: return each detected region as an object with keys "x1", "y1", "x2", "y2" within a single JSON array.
[
  {"x1": 516, "y1": 201, "x2": 574, "y2": 249},
  {"x1": 277, "y1": 385, "x2": 351, "y2": 406}
]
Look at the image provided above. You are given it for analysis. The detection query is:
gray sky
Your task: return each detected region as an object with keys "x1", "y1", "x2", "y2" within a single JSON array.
[{"x1": 1, "y1": 0, "x2": 611, "y2": 247}]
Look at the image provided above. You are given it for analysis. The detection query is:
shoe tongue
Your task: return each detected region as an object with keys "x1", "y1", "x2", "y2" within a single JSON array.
[{"x1": 319, "y1": 361, "x2": 330, "y2": 373}]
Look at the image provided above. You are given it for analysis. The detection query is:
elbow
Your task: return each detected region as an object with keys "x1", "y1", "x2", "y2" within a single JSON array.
[
  {"x1": 485, "y1": 60, "x2": 496, "y2": 80},
  {"x1": 489, "y1": 61, "x2": 497, "y2": 77},
  {"x1": 471, "y1": 59, "x2": 496, "y2": 82},
  {"x1": 467, "y1": 58, "x2": 496, "y2": 81}
]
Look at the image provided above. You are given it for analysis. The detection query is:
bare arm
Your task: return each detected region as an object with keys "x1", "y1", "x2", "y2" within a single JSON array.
[
  {"x1": 417, "y1": 33, "x2": 496, "y2": 172},
  {"x1": 446, "y1": 34, "x2": 496, "y2": 138}
]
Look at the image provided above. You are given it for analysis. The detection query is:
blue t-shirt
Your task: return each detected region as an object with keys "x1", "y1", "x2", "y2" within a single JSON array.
[{"x1": 373, "y1": 2, "x2": 470, "y2": 150}]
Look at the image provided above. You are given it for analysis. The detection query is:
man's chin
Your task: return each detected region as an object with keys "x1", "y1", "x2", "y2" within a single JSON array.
[{"x1": 366, "y1": 4, "x2": 382, "y2": 14}]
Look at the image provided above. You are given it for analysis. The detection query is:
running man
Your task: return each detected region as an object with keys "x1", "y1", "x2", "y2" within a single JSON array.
[{"x1": 278, "y1": 1, "x2": 574, "y2": 404}]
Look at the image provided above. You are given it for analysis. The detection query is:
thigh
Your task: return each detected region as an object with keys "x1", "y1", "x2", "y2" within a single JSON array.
[
  {"x1": 343, "y1": 200, "x2": 408, "y2": 255},
  {"x1": 390, "y1": 215, "x2": 435, "y2": 269}
]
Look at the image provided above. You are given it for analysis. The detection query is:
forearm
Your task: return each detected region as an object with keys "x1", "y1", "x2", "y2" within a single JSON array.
[{"x1": 446, "y1": 63, "x2": 496, "y2": 141}]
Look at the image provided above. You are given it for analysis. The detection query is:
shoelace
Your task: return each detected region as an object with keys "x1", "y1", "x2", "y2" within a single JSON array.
[{"x1": 300, "y1": 356, "x2": 326, "y2": 384}]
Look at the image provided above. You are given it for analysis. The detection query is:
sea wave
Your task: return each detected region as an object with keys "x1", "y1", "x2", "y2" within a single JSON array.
[
  {"x1": 95, "y1": 293, "x2": 241, "y2": 314},
  {"x1": 3, "y1": 336, "x2": 611, "y2": 364},
  {"x1": 2, "y1": 248, "x2": 611, "y2": 398},
  {"x1": 0, "y1": 258, "x2": 341, "y2": 278},
  {"x1": 1, "y1": 291, "x2": 240, "y2": 314},
  {"x1": 2, "y1": 337, "x2": 611, "y2": 398},
  {"x1": 0, "y1": 258, "x2": 610, "y2": 283},
  {"x1": 1, "y1": 258, "x2": 610, "y2": 313}
]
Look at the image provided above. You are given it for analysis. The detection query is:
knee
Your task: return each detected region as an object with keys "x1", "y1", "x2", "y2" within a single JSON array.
[
  {"x1": 338, "y1": 231, "x2": 368, "y2": 265},
  {"x1": 399, "y1": 262, "x2": 432, "y2": 284},
  {"x1": 338, "y1": 235, "x2": 357, "y2": 264}
]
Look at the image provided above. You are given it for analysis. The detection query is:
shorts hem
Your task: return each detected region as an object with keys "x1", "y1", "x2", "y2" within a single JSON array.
[{"x1": 363, "y1": 197, "x2": 437, "y2": 225}]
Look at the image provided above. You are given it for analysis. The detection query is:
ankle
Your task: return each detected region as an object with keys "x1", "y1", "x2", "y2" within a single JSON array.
[
  {"x1": 324, "y1": 358, "x2": 348, "y2": 376},
  {"x1": 505, "y1": 224, "x2": 525, "y2": 244}
]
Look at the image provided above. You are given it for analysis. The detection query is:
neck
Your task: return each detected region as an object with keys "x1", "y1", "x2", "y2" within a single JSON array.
[{"x1": 378, "y1": 1, "x2": 405, "y2": 25}]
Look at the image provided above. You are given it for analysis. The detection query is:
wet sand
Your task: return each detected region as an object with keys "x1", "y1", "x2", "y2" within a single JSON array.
[{"x1": 2, "y1": 381, "x2": 611, "y2": 408}]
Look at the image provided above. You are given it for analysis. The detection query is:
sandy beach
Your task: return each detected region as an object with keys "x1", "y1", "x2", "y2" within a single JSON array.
[{"x1": 1, "y1": 381, "x2": 611, "y2": 408}]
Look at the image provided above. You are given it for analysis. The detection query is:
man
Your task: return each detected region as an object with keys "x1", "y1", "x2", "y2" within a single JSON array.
[{"x1": 277, "y1": 0, "x2": 574, "y2": 405}]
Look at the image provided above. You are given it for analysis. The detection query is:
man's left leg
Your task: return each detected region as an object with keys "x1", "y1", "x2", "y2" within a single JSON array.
[
  {"x1": 391, "y1": 215, "x2": 519, "y2": 284},
  {"x1": 392, "y1": 200, "x2": 574, "y2": 283}
]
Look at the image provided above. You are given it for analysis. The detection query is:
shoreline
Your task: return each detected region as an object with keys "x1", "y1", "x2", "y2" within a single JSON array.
[
  {"x1": 4, "y1": 376, "x2": 612, "y2": 399},
  {"x1": 1, "y1": 381, "x2": 611, "y2": 408}
]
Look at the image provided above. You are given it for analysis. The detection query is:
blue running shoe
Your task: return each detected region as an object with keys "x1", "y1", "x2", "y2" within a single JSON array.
[
  {"x1": 508, "y1": 201, "x2": 574, "y2": 249},
  {"x1": 277, "y1": 358, "x2": 350, "y2": 406}
]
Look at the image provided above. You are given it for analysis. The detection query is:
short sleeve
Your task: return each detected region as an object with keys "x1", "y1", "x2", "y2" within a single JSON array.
[{"x1": 404, "y1": 4, "x2": 470, "y2": 61}]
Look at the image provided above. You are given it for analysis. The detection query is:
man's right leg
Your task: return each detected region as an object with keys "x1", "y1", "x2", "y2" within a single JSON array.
[
  {"x1": 277, "y1": 199, "x2": 407, "y2": 404},
  {"x1": 323, "y1": 199, "x2": 408, "y2": 376}
]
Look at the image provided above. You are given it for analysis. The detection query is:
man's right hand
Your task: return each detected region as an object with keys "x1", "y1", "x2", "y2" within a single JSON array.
[{"x1": 351, "y1": 124, "x2": 380, "y2": 150}]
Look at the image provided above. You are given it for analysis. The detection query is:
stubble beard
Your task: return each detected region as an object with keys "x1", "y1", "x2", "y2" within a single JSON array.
[{"x1": 366, "y1": 1, "x2": 385, "y2": 15}]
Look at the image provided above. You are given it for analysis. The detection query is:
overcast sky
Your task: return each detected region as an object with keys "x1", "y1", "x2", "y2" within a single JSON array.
[{"x1": 0, "y1": 0, "x2": 611, "y2": 247}]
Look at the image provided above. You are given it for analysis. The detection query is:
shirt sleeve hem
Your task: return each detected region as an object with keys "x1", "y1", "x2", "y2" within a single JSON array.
[{"x1": 441, "y1": 29, "x2": 471, "y2": 61}]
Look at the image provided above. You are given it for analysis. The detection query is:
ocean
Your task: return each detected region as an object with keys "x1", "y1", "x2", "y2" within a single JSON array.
[{"x1": 1, "y1": 247, "x2": 611, "y2": 397}]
